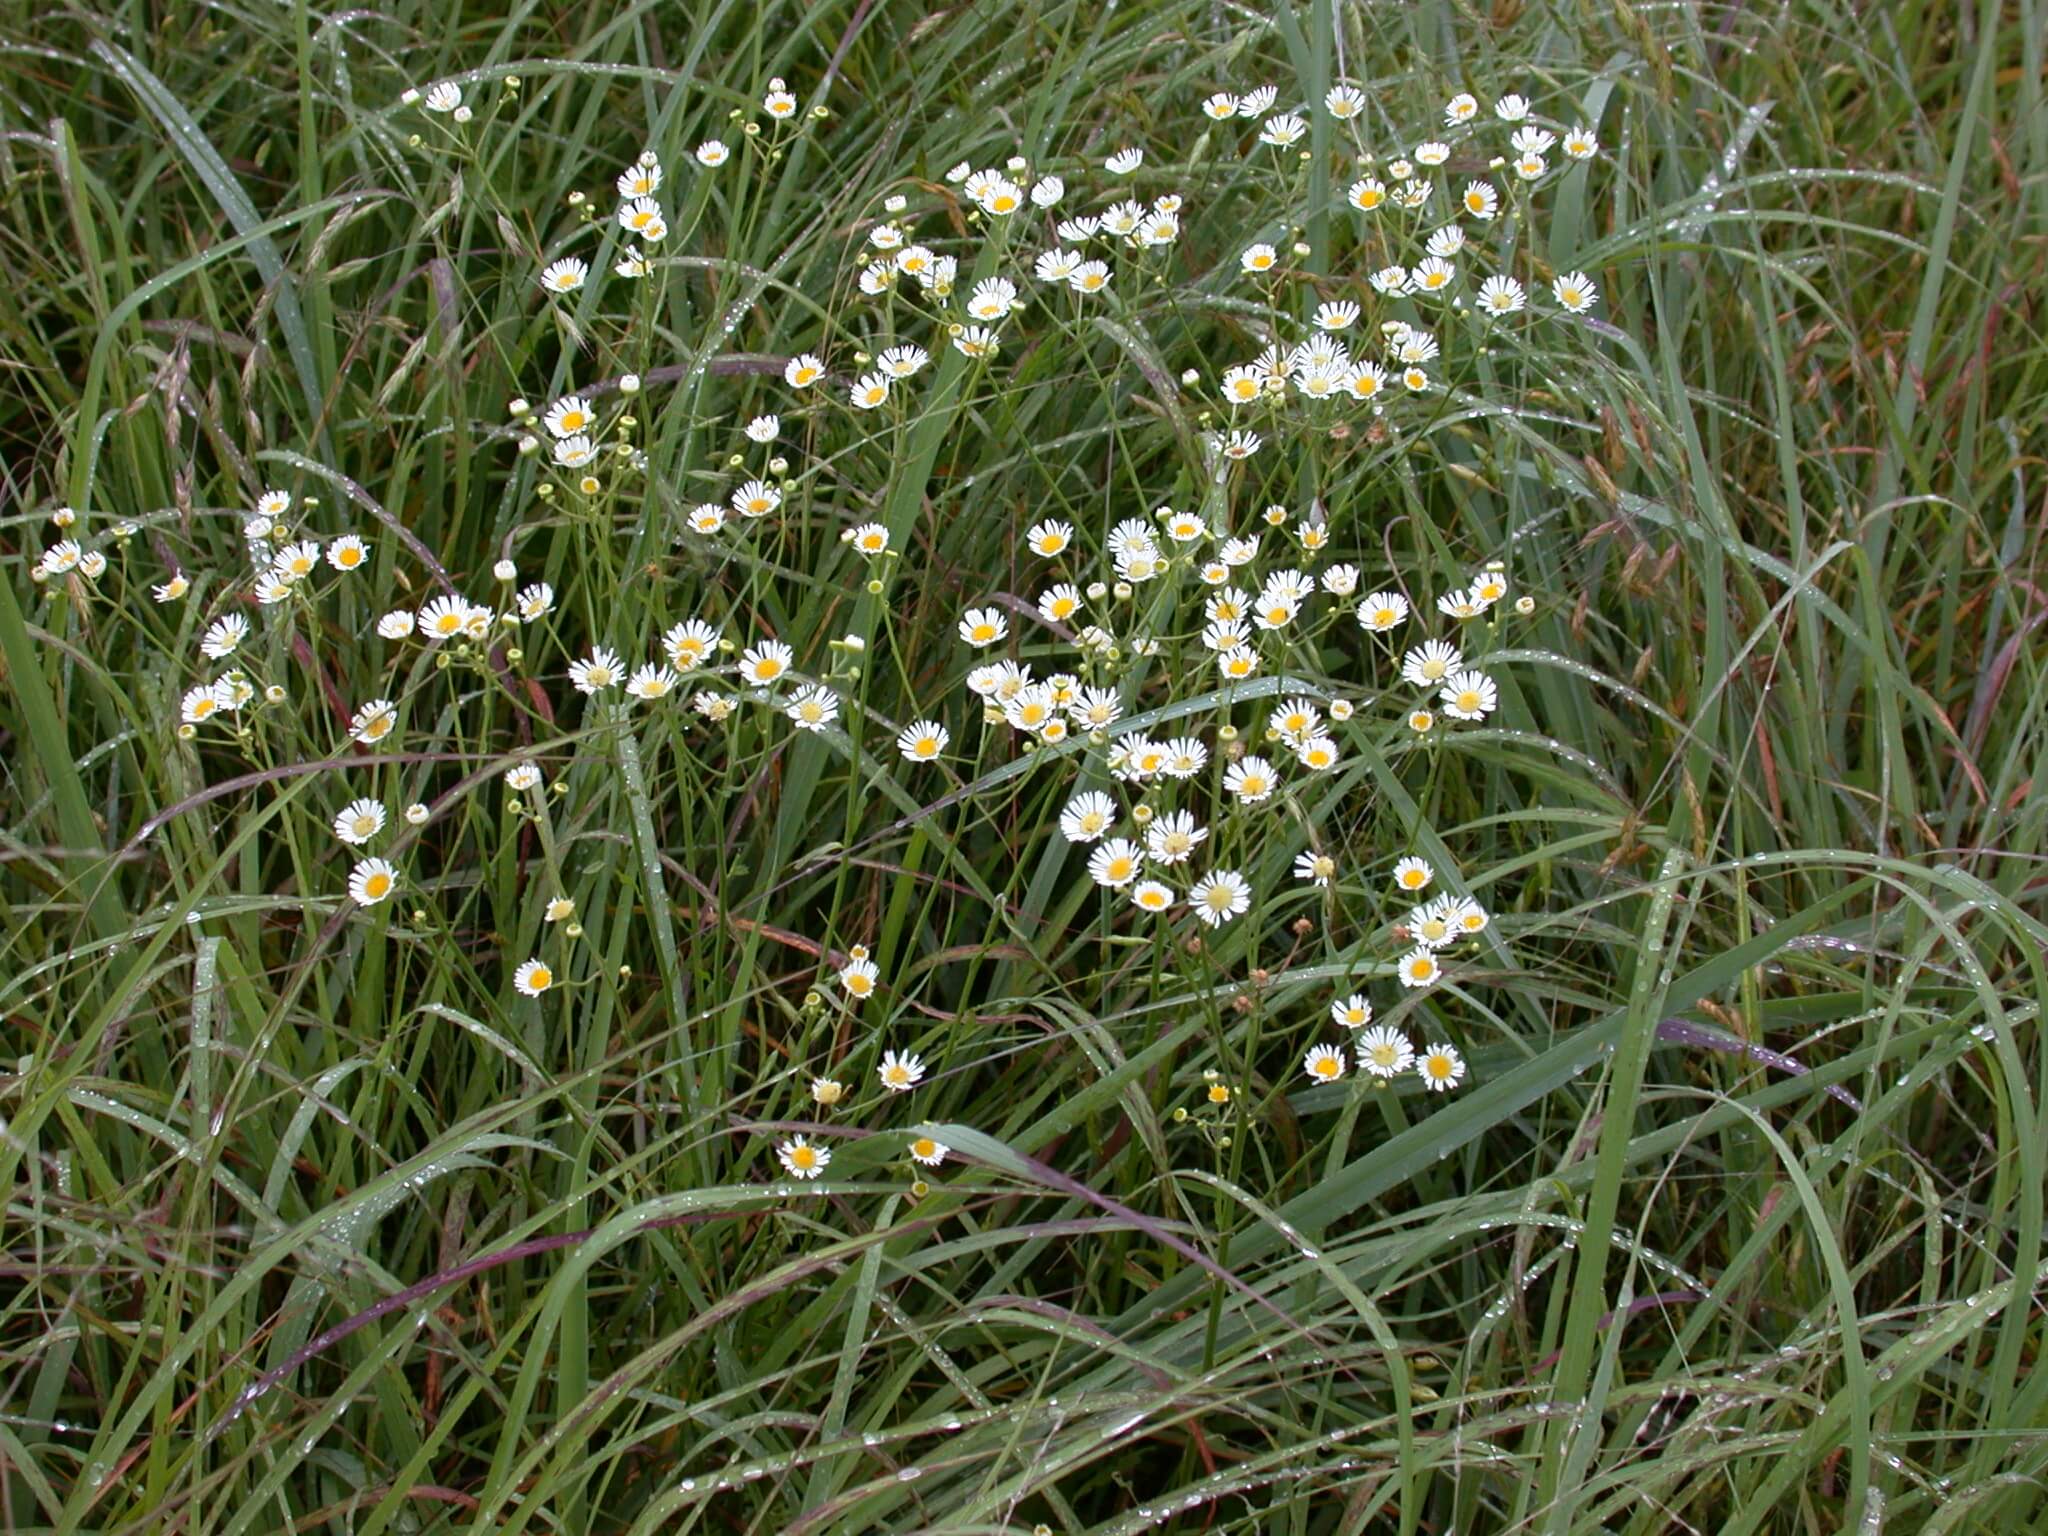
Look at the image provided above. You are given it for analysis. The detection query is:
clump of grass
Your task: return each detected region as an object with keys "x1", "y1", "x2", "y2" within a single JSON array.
[{"x1": 1, "y1": 3, "x2": 2043, "y2": 1533}]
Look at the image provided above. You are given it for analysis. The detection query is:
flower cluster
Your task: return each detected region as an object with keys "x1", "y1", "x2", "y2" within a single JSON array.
[{"x1": 74, "y1": 71, "x2": 1615, "y2": 1206}]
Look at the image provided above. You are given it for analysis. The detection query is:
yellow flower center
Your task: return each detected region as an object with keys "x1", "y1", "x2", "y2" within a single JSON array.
[
  {"x1": 363, "y1": 873, "x2": 392, "y2": 899},
  {"x1": 791, "y1": 1145, "x2": 818, "y2": 1169},
  {"x1": 527, "y1": 966, "x2": 552, "y2": 990}
]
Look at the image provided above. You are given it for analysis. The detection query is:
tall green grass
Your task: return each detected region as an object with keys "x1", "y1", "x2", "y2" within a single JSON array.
[{"x1": 2, "y1": 2, "x2": 2044, "y2": 1532}]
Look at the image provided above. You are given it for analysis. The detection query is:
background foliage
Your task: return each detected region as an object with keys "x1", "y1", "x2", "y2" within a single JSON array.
[{"x1": 2, "y1": 0, "x2": 2045, "y2": 1531}]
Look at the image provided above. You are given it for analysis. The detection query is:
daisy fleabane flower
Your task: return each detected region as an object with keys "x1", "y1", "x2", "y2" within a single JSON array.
[
  {"x1": 967, "y1": 276, "x2": 1018, "y2": 321},
  {"x1": 1295, "y1": 850, "x2": 1337, "y2": 886},
  {"x1": 1201, "y1": 91, "x2": 1239, "y2": 120},
  {"x1": 778, "y1": 1135, "x2": 829, "y2": 1179},
  {"x1": 1551, "y1": 270, "x2": 1598, "y2": 313},
  {"x1": 539, "y1": 257, "x2": 587, "y2": 295},
  {"x1": 1402, "y1": 639, "x2": 1463, "y2": 687},
  {"x1": 1324, "y1": 84, "x2": 1366, "y2": 119},
  {"x1": 1144, "y1": 810, "x2": 1208, "y2": 865},
  {"x1": 1393, "y1": 856, "x2": 1435, "y2": 893},
  {"x1": 1237, "y1": 85, "x2": 1278, "y2": 117},
  {"x1": 958, "y1": 607, "x2": 1007, "y2": 648},
  {"x1": 877, "y1": 344, "x2": 928, "y2": 378},
  {"x1": 1444, "y1": 92, "x2": 1479, "y2": 125},
  {"x1": 332, "y1": 798, "x2": 386, "y2": 845},
  {"x1": 543, "y1": 394, "x2": 594, "y2": 439},
  {"x1": 626, "y1": 664, "x2": 680, "y2": 703},
  {"x1": 1478, "y1": 275, "x2": 1526, "y2": 316},
  {"x1": 1563, "y1": 125, "x2": 1599, "y2": 160},
  {"x1": 1188, "y1": 870, "x2": 1250, "y2": 927},
  {"x1": 1398, "y1": 948, "x2": 1444, "y2": 989},
  {"x1": 838, "y1": 953, "x2": 878, "y2": 999},
  {"x1": 513, "y1": 959, "x2": 555, "y2": 997},
  {"x1": 1440, "y1": 670, "x2": 1499, "y2": 721},
  {"x1": 786, "y1": 685, "x2": 838, "y2": 731},
  {"x1": 347, "y1": 857, "x2": 398, "y2": 907},
  {"x1": 732, "y1": 480, "x2": 780, "y2": 519},
  {"x1": 953, "y1": 325, "x2": 999, "y2": 359},
  {"x1": 1303, "y1": 1044, "x2": 1347, "y2": 1084},
  {"x1": 1331, "y1": 994, "x2": 1373, "y2": 1030},
  {"x1": 1060, "y1": 791, "x2": 1116, "y2": 843},
  {"x1": 200, "y1": 614, "x2": 248, "y2": 659},
  {"x1": 326, "y1": 535, "x2": 370, "y2": 572},
  {"x1": 849, "y1": 372, "x2": 890, "y2": 409},
  {"x1": 1417, "y1": 1043, "x2": 1467, "y2": 1091},
  {"x1": 740, "y1": 639, "x2": 793, "y2": 685},
  {"x1": 785, "y1": 353, "x2": 824, "y2": 388},
  {"x1": 897, "y1": 719, "x2": 949, "y2": 761},
  {"x1": 180, "y1": 685, "x2": 224, "y2": 725},
  {"x1": 1223, "y1": 756, "x2": 1277, "y2": 803},
  {"x1": 1358, "y1": 1026, "x2": 1415, "y2": 1079},
  {"x1": 568, "y1": 647, "x2": 623, "y2": 695},
  {"x1": 662, "y1": 618, "x2": 718, "y2": 669},
  {"x1": 616, "y1": 154, "x2": 663, "y2": 199},
  {"x1": 1130, "y1": 880, "x2": 1174, "y2": 913},
  {"x1": 695, "y1": 140, "x2": 729, "y2": 168},
  {"x1": 1105, "y1": 146, "x2": 1143, "y2": 174},
  {"x1": 1088, "y1": 838, "x2": 1143, "y2": 889},
  {"x1": 878, "y1": 1050, "x2": 925, "y2": 1092},
  {"x1": 908, "y1": 1135, "x2": 949, "y2": 1167},
  {"x1": 349, "y1": 698, "x2": 397, "y2": 745},
  {"x1": 1026, "y1": 519, "x2": 1073, "y2": 556},
  {"x1": 762, "y1": 78, "x2": 798, "y2": 118},
  {"x1": 1258, "y1": 112, "x2": 1306, "y2": 147}
]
